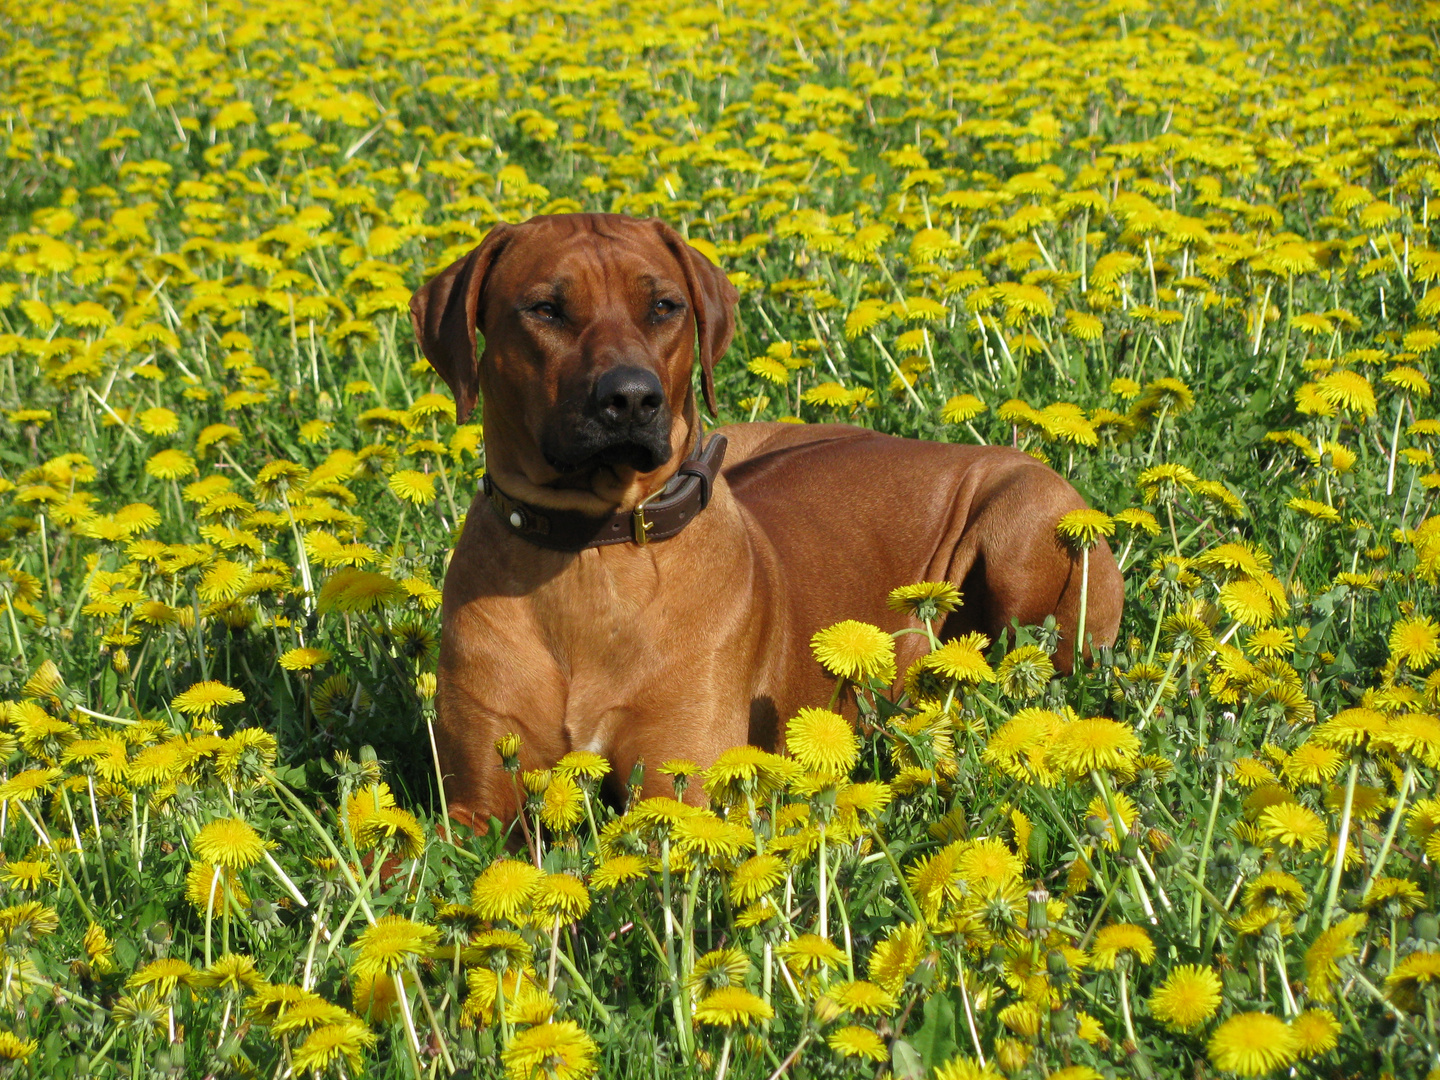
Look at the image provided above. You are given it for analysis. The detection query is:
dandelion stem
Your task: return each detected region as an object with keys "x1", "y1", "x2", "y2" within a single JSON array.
[
  {"x1": 714, "y1": 1033, "x2": 733, "y2": 1080},
  {"x1": 423, "y1": 708, "x2": 454, "y2": 846},
  {"x1": 1385, "y1": 395, "x2": 1406, "y2": 496},
  {"x1": 267, "y1": 774, "x2": 375, "y2": 925},
  {"x1": 1364, "y1": 761, "x2": 1414, "y2": 893},
  {"x1": 205, "y1": 866, "x2": 220, "y2": 969},
  {"x1": 956, "y1": 954, "x2": 986, "y2": 1065},
  {"x1": 817, "y1": 825, "x2": 828, "y2": 939},
  {"x1": 550, "y1": 944, "x2": 613, "y2": 1025},
  {"x1": 262, "y1": 847, "x2": 309, "y2": 908},
  {"x1": 1118, "y1": 963, "x2": 1140, "y2": 1050},
  {"x1": 85, "y1": 776, "x2": 113, "y2": 904},
  {"x1": 1190, "y1": 768, "x2": 1225, "y2": 941},
  {"x1": 1322, "y1": 760, "x2": 1359, "y2": 926},
  {"x1": 407, "y1": 957, "x2": 457, "y2": 1075},
  {"x1": 15, "y1": 800, "x2": 95, "y2": 922},
  {"x1": 1137, "y1": 650, "x2": 1182, "y2": 731},
  {"x1": 392, "y1": 971, "x2": 426, "y2": 1079},
  {"x1": 867, "y1": 827, "x2": 925, "y2": 924},
  {"x1": 2, "y1": 593, "x2": 26, "y2": 666}
]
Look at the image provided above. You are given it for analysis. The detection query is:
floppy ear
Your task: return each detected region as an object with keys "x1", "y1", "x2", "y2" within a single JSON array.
[
  {"x1": 654, "y1": 221, "x2": 739, "y2": 418},
  {"x1": 408, "y1": 224, "x2": 514, "y2": 424}
]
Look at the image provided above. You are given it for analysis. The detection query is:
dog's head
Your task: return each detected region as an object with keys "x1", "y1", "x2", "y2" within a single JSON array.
[{"x1": 409, "y1": 213, "x2": 737, "y2": 510}]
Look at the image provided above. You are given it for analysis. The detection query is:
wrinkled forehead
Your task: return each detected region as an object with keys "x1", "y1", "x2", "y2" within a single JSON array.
[{"x1": 488, "y1": 216, "x2": 687, "y2": 304}]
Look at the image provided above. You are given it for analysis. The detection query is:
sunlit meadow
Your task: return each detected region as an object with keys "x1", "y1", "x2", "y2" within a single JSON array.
[{"x1": 1, "y1": 0, "x2": 1439, "y2": 1077}]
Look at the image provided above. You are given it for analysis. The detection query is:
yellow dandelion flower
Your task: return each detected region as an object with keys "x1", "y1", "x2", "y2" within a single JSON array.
[
  {"x1": 673, "y1": 813, "x2": 750, "y2": 862},
  {"x1": 729, "y1": 854, "x2": 785, "y2": 906},
  {"x1": 556, "y1": 751, "x2": 610, "y2": 782},
  {"x1": 185, "y1": 862, "x2": 250, "y2": 914},
  {"x1": 887, "y1": 580, "x2": 962, "y2": 620},
  {"x1": 825, "y1": 979, "x2": 896, "y2": 1016},
  {"x1": 786, "y1": 707, "x2": 858, "y2": 777},
  {"x1": 1280, "y1": 742, "x2": 1344, "y2": 786},
  {"x1": 0, "y1": 768, "x2": 61, "y2": 804},
  {"x1": 686, "y1": 947, "x2": 750, "y2": 995},
  {"x1": 827, "y1": 1025, "x2": 886, "y2": 1060},
  {"x1": 1386, "y1": 949, "x2": 1440, "y2": 1011},
  {"x1": 932, "y1": 1056, "x2": 1002, "y2": 1080},
  {"x1": 693, "y1": 986, "x2": 773, "y2": 1027},
  {"x1": 471, "y1": 859, "x2": 543, "y2": 923},
  {"x1": 500, "y1": 1019, "x2": 597, "y2": 1079},
  {"x1": 292, "y1": 1020, "x2": 376, "y2": 1074},
  {"x1": 196, "y1": 953, "x2": 262, "y2": 994},
  {"x1": 145, "y1": 448, "x2": 197, "y2": 480},
  {"x1": 1390, "y1": 616, "x2": 1440, "y2": 669},
  {"x1": 1046, "y1": 717, "x2": 1140, "y2": 777},
  {"x1": 127, "y1": 957, "x2": 199, "y2": 997},
  {"x1": 193, "y1": 817, "x2": 267, "y2": 870},
  {"x1": 1290, "y1": 1010, "x2": 1339, "y2": 1058},
  {"x1": 941, "y1": 394, "x2": 987, "y2": 424},
  {"x1": 352, "y1": 915, "x2": 440, "y2": 978},
  {"x1": 1288, "y1": 497, "x2": 1342, "y2": 524},
  {"x1": 539, "y1": 774, "x2": 586, "y2": 833},
  {"x1": 1363, "y1": 876, "x2": 1425, "y2": 915},
  {"x1": 589, "y1": 856, "x2": 650, "y2": 891},
  {"x1": 1257, "y1": 802, "x2": 1328, "y2": 850},
  {"x1": 1137, "y1": 462, "x2": 1199, "y2": 502},
  {"x1": 1301, "y1": 915, "x2": 1365, "y2": 1008},
  {"x1": 171, "y1": 680, "x2": 245, "y2": 716},
  {"x1": 279, "y1": 646, "x2": 332, "y2": 671},
  {"x1": 1207, "y1": 1012, "x2": 1299, "y2": 1076},
  {"x1": 1089, "y1": 923, "x2": 1155, "y2": 968},
  {"x1": 1314, "y1": 370, "x2": 1377, "y2": 417},
  {"x1": 810, "y1": 620, "x2": 897, "y2": 683},
  {"x1": 0, "y1": 1031, "x2": 38, "y2": 1062},
  {"x1": 867, "y1": 921, "x2": 926, "y2": 994},
  {"x1": 1149, "y1": 964, "x2": 1222, "y2": 1030},
  {"x1": 779, "y1": 934, "x2": 847, "y2": 975},
  {"x1": 1056, "y1": 508, "x2": 1115, "y2": 550},
  {"x1": 923, "y1": 638, "x2": 996, "y2": 685},
  {"x1": 1219, "y1": 579, "x2": 1276, "y2": 628}
]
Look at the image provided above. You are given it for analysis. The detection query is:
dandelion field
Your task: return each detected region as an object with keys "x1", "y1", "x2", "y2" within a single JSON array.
[{"x1": 2, "y1": 0, "x2": 1440, "y2": 1077}]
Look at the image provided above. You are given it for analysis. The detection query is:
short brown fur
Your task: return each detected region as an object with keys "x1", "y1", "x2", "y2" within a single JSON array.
[{"x1": 410, "y1": 213, "x2": 1123, "y2": 829}]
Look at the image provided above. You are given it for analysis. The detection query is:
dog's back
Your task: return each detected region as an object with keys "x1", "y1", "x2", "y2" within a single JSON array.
[{"x1": 717, "y1": 421, "x2": 1123, "y2": 718}]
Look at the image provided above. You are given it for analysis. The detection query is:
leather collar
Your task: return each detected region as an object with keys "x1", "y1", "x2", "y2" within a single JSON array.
[{"x1": 481, "y1": 434, "x2": 728, "y2": 551}]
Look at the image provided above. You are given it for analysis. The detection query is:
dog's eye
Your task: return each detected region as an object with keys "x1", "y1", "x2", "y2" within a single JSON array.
[
  {"x1": 652, "y1": 299, "x2": 681, "y2": 318},
  {"x1": 530, "y1": 301, "x2": 561, "y2": 321}
]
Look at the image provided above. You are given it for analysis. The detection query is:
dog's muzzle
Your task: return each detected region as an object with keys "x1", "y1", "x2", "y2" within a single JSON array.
[{"x1": 543, "y1": 365, "x2": 673, "y2": 474}]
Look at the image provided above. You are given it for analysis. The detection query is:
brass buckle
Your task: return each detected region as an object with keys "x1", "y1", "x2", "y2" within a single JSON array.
[{"x1": 631, "y1": 488, "x2": 662, "y2": 545}]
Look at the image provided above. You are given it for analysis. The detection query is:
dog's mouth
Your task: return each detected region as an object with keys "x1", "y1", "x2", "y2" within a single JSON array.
[{"x1": 542, "y1": 432, "x2": 672, "y2": 480}]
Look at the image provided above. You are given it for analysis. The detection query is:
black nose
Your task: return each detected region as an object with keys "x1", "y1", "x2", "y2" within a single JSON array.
[{"x1": 592, "y1": 366, "x2": 664, "y2": 427}]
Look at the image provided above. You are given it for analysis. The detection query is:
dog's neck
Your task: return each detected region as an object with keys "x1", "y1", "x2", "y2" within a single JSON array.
[{"x1": 482, "y1": 408, "x2": 701, "y2": 516}]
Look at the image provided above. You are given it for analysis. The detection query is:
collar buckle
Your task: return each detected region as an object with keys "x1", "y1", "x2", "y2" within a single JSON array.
[{"x1": 631, "y1": 487, "x2": 663, "y2": 545}]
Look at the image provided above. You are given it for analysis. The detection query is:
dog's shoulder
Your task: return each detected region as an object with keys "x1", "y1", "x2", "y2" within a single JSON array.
[{"x1": 713, "y1": 420, "x2": 878, "y2": 469}]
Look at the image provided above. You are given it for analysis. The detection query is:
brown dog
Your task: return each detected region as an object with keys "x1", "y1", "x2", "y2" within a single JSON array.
[{"x1": 410, "y1": 213, "x2": 1122, "y2": 829}]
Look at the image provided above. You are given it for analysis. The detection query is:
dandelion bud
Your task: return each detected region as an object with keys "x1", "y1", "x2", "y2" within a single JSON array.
[
  {"x1": 145, "y1": 920, "x2": 173, "y2": 950},
  {"x1": 521, "y1": 768, "x2": 551, "y2": 796},
  {"x1": 995, "y1": 1038, "x2": 1030, "y2": 1074},
  {"x1": 413, "y1": 672, "x2": 437, "y2": 701},
  {"x1": 1050, "y1": 1000, "x2": 1076, "y2": 1035},
  {"x1": 1086, "y1": 815, "x2": 1110, "y2": 839},
  {"x1": 1119, "y1": 831, "x2": 1140, "y2": 863},
  {"x1": 812, "y1": 994, "x2": 844, "y2": 1025},
  {"x1": 1414, "y1": 912, "x2": 1439, "y2": 943},
  {"x1": 1046, "y1": 949, "x2": 1071, "y2": 984},
  {"x1": 495, "y1": 732, "x2": 521, "y2": 771},
  {"x1": 1025, "y1": 884, "x2": 1050, "y2": 940},
  {"x1": 111, "y1": 649, "x2": 130, "y2": 675}
]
